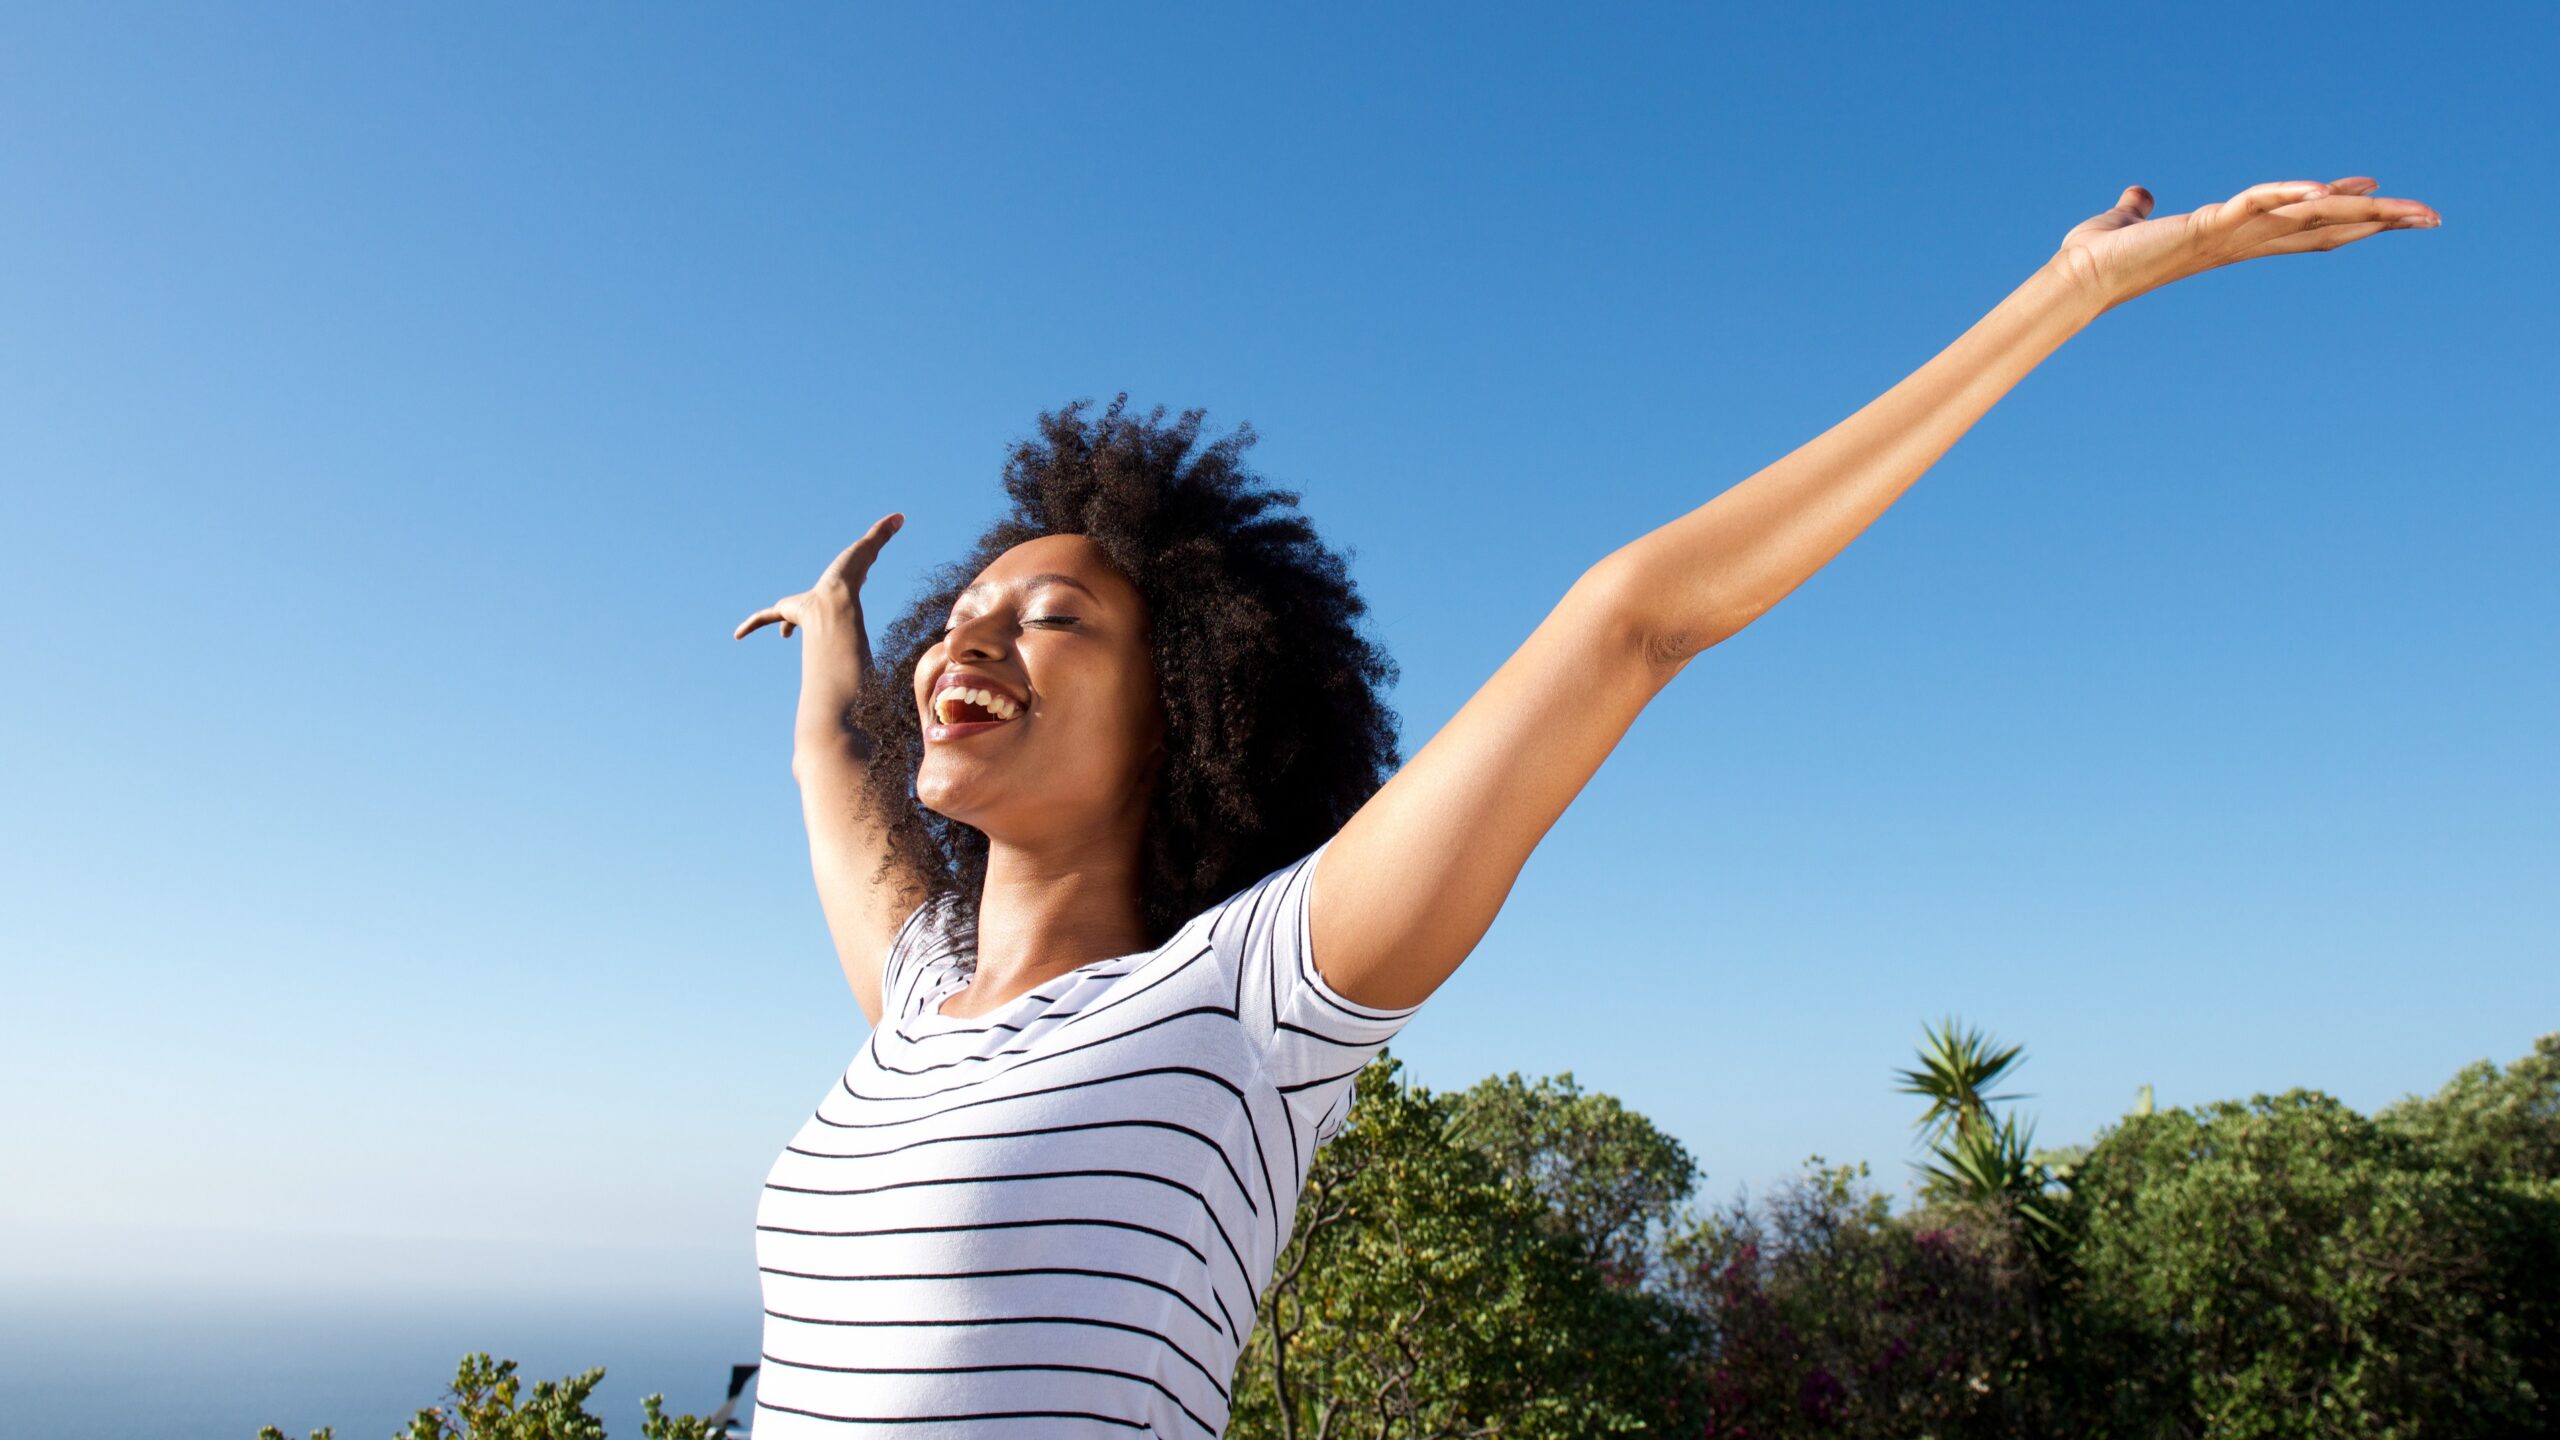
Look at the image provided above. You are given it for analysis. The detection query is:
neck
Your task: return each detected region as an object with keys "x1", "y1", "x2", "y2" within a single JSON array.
[{"x1": 946, "y1": 825, "x2": 1150, "y2": 1017}]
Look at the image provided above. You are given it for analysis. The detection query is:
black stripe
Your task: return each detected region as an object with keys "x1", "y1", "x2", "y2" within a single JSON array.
[
  {"x1": 823, "y1": 1063, "x2": 1265, "y2": 1218},
  {"x1": 1277, "y1": 1064, "x2": 1368, "y2": 1096},
  {"x1": 893, "y1": 1000, "x2": 1114, "y2": 1040},
  {"x1": 762, "y1": 1353, "x2": 1219, "y2": 1436},
  {"x1": 754, "y1": 1397, "x2": 1152, "y2": 1431},
  {"x1": 1273, "y1": 1018, "x2": 1379, "y2": 1047},
  {"x1": 1049, "y1": 944, "x2": 1219, "y2": 1035},
  {"x1": 759, "y1": 1265, "x2": 1225, "y2": 1336},
  {"x1": 1257, "y1": 868, "x2": 1283, "y2": 1042},
  {"x1": 899, "y1": 950, "x2": 1157, "y2": 1032},
  {"x1": 865, "y1": 993, "x2": 1228, "y2": 1085},
  {"x1": 759, "y1": 1216, "x2": 1208, "y2": 1267},
  {"x1": 1234, "y1": 1061, "x2": 1283, "y2": 1233},
  {"x1": 1315, "y1": 1089, "x2": 1349, "y2": 1140},
  {"x1": 1279, "y1": 1079, "x2": 1306, "y2": 1201},
  {"x1": 781, "y1": 1116, "x2": 1252, "y2": 1215},
  {"x1": 763, "y1": 1164, "x2": 1254, "y2": 1290},
  {"x1": 763, "y1": 1307, "x2": 1230, "y2": 1400},
  {"x1": 790, "y1": 1113, "x2": 1259, "y2": 1222},
  {"x1": 828, "y1": 1065, "x2": 1254, "y2": 1171},
  {"x1": 1230, "y1": 885, "x2": 1254, "y2": 1017}
]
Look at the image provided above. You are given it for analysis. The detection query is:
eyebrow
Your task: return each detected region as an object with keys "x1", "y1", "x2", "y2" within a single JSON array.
[{"x1": 953, "y1": 572, "x2": 1102, "y2": 604}]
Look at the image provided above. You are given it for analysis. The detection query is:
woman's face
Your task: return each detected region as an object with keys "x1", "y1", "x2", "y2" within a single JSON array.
[{"x1": 912, "y1": 533, "x2": 1166, "y2": 845}]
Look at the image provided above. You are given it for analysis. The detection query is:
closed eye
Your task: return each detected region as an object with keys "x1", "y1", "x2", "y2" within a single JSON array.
[{"x1": 940, "y1": 615, "x2": 1080, "y2": 634}]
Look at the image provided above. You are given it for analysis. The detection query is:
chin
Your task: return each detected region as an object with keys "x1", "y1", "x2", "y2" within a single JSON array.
[{"x1": 913, "y1": 766, "x2": 1001, "y2": 826}]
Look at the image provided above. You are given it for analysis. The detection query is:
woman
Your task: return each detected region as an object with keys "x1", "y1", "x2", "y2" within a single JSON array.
[{"x1": 733, "y1": 176, "x2": 2438, "y2": 1436}]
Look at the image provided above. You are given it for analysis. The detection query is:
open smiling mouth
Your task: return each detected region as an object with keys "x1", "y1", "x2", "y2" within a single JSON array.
[{"x1": 927, "y1": 687, "x2": 1024, "y2": 741}]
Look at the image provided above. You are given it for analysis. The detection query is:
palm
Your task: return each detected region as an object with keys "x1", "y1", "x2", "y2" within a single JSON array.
[{"x1": 2055, "y1": 175, "x2": 2438, "y2": 313}]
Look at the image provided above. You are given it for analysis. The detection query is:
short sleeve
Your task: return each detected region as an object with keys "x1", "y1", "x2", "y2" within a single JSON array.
[
  {"x1": 1213, "y1": 835, "x2": 1424, "y2": 1143},
  {"x1": 879, "y1": 890, "x2": 973, "y2": 1023}
]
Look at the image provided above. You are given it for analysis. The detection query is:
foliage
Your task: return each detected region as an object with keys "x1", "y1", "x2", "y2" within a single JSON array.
[
  {"x1": 1229, "y1": 1053, "x2": 1693, "y2": 1440},
  {"x1": 254, "y1": 1032, "x2": 2560, "y2": 1440},
  {"x1": 1897, "y1": 1018, "x2": 2027, "y2": 1147},
  {"x1": 2377, "y1": 1031, "x2": 2560, "y2": 1181},
  {"x1": 1663, "y1": 1161, "x2": 2061, "y2": 1439},
  {"x1": 2059, "y1": 1088, "x2": 2560, "y2": 1439},
  {"x1": 1446, "y1": 1069, "x2": 1698, "y2": 1288},
  {"x1": 256, "y1": 1353, "x2": 721, "y2": 1440},
  {"x1": 1897, "y1": 1019, "x2": 2066, "y2": 1257}
]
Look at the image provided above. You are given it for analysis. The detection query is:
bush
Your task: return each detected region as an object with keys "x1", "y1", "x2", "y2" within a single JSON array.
[
  {"x1": 2379, "y1": 1032, "x2": 2560, "y2": 1182},
  {"x1": 1228, "y1": 1054, "x2": 1693, "y2": 1440},
  {"x1": 2061, "y1": 1089, "x2": 2556, "y2": 1439},
  {"x1": 1663, "y1": 1161, "x2": 2060, "y2": 1439},
  {"x1": 256, "y1": 1352, "x2": 721, "y2": 1440}
]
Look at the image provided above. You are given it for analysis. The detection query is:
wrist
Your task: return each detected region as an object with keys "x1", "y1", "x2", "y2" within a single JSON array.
[{"x1": 2033, "y1": 250, "x2": 2117, "y2": 327}]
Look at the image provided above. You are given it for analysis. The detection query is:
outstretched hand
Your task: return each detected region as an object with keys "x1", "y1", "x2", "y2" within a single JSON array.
[
  {"x1": 2055, "y1": 176, "x2": 2440, "y2": 315},
  {"x1": 734, "y1": 512, "x2": 905, "y2": 643}
]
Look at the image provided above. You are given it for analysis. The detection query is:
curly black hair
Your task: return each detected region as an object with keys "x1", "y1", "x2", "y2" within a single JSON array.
[{"x1": 845, "y1": 394, "x2": 1403, "y2": 946}]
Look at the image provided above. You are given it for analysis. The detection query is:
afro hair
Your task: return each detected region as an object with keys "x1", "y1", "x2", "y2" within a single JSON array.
[{"x1": 842, "y1": 393, "x2": 1403, "y2": 946}]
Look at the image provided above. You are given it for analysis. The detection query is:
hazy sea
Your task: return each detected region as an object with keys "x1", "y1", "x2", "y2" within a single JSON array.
[{"x1": 0, "y1": 1291, "x2": 764, "y2": 1440}]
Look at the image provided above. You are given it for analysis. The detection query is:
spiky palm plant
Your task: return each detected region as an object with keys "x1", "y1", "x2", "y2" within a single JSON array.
[
  {"x1": 1898, "y1": 1018, "x2": 2066, "y2": 1256},
  {"x1": 1896, "y1": 1016, "x2": 2027, "y2": 1147}
]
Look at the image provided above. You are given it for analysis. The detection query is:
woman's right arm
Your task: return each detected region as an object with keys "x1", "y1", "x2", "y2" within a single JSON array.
[{"x1": 737, "y1": 513, "x2": 932, "y2": 1027}]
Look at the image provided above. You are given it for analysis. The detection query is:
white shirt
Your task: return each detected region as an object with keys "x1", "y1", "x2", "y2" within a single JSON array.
[{"x1": 753, "y1": 837, "x2": 1421, "y2": 1437}]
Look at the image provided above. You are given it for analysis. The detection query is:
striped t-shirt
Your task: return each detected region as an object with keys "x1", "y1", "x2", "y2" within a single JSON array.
[{"x1": 753, "y1": 836, "x2": 1423, "y2": 1438}]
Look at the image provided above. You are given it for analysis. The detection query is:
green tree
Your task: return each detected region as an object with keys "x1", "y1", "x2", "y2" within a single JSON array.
[
  {"x1": 257, "y1": 1352, "x2": 720, "y2": 1440},
  {"x1": 2060, "y1": 1089, "x2": 2556, "y2": 1438},
  {"x1": 1446, "y1": 1069, "x2": 1698, "y2": 1288},
  {"x1": 2378, "y1": 1031, "x2": 2560, "y2": 1181},
  {"x1": 1229, "y1": 1053, "x2": 1693, "y2": 1440}
]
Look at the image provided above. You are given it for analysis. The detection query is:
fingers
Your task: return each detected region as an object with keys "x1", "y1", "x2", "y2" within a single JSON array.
[
  {"x1": 2203, "y1": 179, "x2": 2333, "y2": 226},
  {"x1": 739, "y1": 513, "x2": 907, "y2": 640},
  {"x1": 2242, "y1": 219, "x2": 2396, "y2": 258},
  {"x1": 734, "y1": 595, "x2": 805, "y2": 640},
  {"x1": 819, "y1": 512, "x2": 906, "y2": 587},
  {"x1": 2239, "y1": 192, "x2": 2440, "y2": 261},
  {"x1": 2241, "y1": 208, "x2": 2437, "y2": 259},
  {"x1": 2234, "y1": 178, "x2": 2441, "y2": 258},
  {"x1": 2195, "y1": 177, "x2": 2442, "y2": 255},
  {"x1": 2282, "y1": 193, "x2": 2441, "y2": 228}
]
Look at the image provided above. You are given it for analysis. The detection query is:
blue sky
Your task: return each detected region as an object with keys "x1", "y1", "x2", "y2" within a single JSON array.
[{"x1": 3, "y1": 2, "x2": 2551, "y2": 1310}]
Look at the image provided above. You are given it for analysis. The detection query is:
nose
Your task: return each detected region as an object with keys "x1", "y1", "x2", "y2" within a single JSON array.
[{"x1": 942, "y1": 608, "x2": 1013, "y2": 664}]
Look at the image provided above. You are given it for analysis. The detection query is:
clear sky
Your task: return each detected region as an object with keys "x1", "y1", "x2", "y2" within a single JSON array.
[{"x1": 3, "y1": 2, "x2": 2552, "y2": 1310}]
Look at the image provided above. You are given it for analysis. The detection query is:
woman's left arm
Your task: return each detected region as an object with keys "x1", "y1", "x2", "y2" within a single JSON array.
[{"x1": 1310, "y1": 175, "x2": 2439, "y2": 1011}]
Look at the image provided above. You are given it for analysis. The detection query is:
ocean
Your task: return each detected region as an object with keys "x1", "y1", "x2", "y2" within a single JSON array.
[{"x1": 0, "y1": 1290, "x2": 764, "y2": 1440}]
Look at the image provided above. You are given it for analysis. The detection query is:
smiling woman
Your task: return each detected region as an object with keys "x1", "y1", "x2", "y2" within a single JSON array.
[
  {"x1": 729, "y1": 172, "x2": 2440, "y2": 1439},
  {"x1": 730, "y1": 395, "x2": 1412, "y2": 1436}
]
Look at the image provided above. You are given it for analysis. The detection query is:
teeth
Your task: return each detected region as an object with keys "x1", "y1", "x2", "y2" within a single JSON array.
[{"x1": 935, "y1": 685, "x2": 1022, "y2": 726}]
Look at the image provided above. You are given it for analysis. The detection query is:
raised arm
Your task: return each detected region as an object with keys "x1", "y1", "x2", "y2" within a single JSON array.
[
  {"x1": 736, "y1": 513, "x2": 934, "y2": 1026},
  {"x1": 1308, "y1": 176, "x2": 2438, "y2": 1011}
]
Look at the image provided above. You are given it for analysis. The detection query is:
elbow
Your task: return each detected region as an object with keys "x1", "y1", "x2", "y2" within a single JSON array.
[{"x1": 1576, "y1": 549, "x2": 1737, "y2": 678}]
